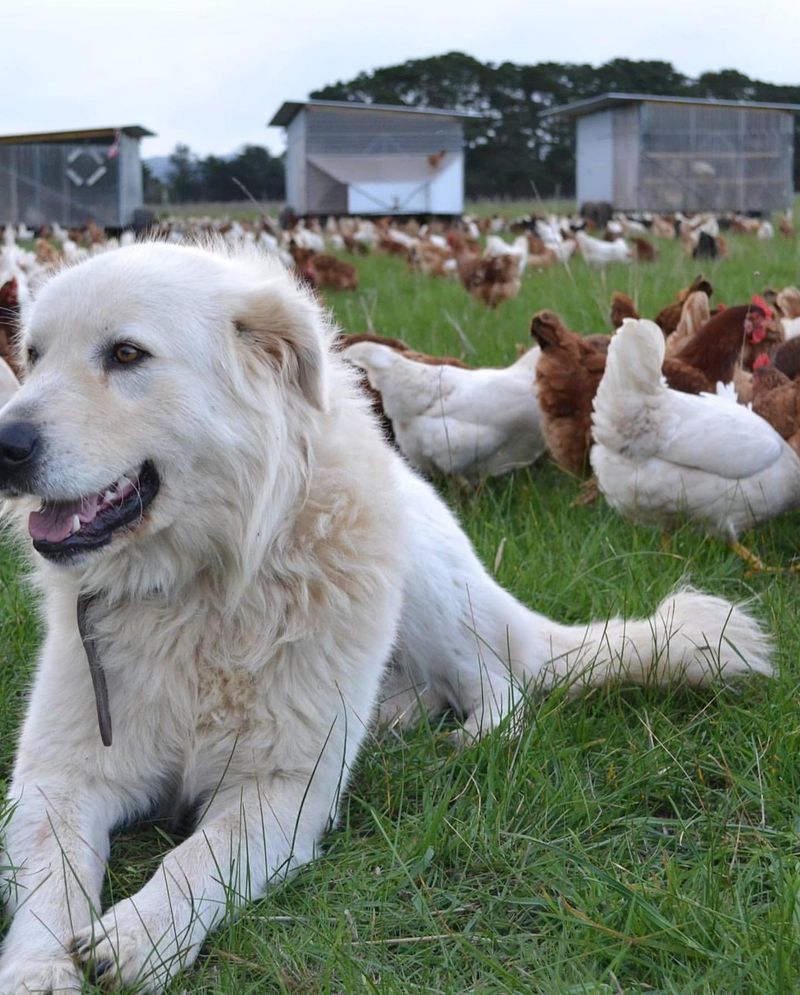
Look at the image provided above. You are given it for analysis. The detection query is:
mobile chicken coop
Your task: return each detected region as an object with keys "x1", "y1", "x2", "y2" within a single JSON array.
[
  {"x1": 541, "y1": 93, "x2": 799, "y2": 213},
  {"x1": 269, "y1": 100, "x2": 472, "y2": 216},
  {"x1": 0, "y1": 125, "x2": 155, "y2": 228}
]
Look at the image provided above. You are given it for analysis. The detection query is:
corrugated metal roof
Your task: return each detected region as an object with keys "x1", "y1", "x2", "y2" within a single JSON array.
[
  {"x1": 269, "y1": 99, "x2": 479, "y2": 127},
  {"x1": 308, "y1": 154, "x2": 441, "y2": 183},
  {"x1": 540, "y1": 93, "x2": 800, "y2": 120},
  {"x1": 0, "y1": 125, "x2": 155, "y2": 145}
]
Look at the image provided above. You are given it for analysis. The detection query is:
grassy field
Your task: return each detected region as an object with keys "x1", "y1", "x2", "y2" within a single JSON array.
[
  {"x1": 153, "y1": 197, "x2": 576, "y2": 222},
  {"x1": 3, "y1": 231, "x2": 800, "y2": 993}
]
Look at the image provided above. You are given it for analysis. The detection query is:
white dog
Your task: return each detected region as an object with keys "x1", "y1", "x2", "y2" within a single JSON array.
[{"x1": 0, "y1": 242, "x2": 771, "y2": 993}]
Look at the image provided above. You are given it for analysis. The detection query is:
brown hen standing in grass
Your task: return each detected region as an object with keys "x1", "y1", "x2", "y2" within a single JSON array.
[
  {"x1": 673, "y1": 295, "x2": 776, "y2": 384},
  {"x1": 457, "y1": 253, "x2": 521, "y2": 309},
  {"x1": 751, "y1": 355, "x2": 800, "y2": 457},
  {"x1": 289, "y1": 245, "x2": 359, "y2": 291},
  {"x1": 530, "y1": 310, "x2": 607, "y2": 475}
]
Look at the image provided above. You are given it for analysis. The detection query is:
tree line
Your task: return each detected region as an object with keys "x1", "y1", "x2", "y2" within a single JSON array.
[
  {"x1": 146, "y1": 144, "x2": 285, "y2": 204},
  {"x1": 311, "y1": 52, "x2": 800, "y2": 199}
]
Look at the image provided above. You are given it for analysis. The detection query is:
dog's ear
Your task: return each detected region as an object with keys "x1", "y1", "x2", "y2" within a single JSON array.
[{"x1": 233, "y1": 286, "x2": 329, "y2": 412}]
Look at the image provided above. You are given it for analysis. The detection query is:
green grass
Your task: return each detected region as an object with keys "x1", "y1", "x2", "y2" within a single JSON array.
[
  {"x1": 3, "y1": 230, "x2": 800, "y2": 993},
  {"x1": 152, "y1": 196, "x2": 575, "y2": 222}
]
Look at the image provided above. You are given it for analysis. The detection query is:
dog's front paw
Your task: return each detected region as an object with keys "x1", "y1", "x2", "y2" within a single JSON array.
[
  {"x1": 70, "y1": 898, "x2": 183, "y2": 993},
  {"x1": 0, "y1": 954, "x2": 84, "y2": 995}
]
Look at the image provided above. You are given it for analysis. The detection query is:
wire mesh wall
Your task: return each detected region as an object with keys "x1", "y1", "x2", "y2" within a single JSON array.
[
  {"x1": 0, "y1": 137, "x2": 142, "y2": 227},
  {"x1": 637, "y1": 103, "x2": 793, "y2": 212}
]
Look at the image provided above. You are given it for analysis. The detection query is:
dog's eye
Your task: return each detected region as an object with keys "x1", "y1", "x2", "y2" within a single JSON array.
[
  {"x1": 111, "y1": 343, "x2": 147, "y2": 365},
  {"x1": 27, "y1": 346, "x2": 40, "y2": 368}
]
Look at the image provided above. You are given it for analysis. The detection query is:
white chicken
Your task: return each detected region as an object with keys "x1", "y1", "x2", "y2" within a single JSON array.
[
  {"x1": 342, "y1": 343, "x2": 546, "y2": 481},
  {"x1": 591, "y1": 319, "x2": 800, "y2": 542},
  {"x1": 484, "y1": 234, "x2": 529, "y2": 277},
  {"x1": 534, "y1": 217, "x2": 576, "y2": 263},
  {"x1": 576, "y1": 231, "x2": 631, "y2": 266}
]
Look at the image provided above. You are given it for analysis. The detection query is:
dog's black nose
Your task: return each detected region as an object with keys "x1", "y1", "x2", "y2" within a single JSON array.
[{"x1": 0, "y1": 421, "x2": 39, "y2": 470}]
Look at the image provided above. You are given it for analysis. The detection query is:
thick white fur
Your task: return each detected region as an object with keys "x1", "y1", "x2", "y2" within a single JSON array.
[{"x1": 0, "y1": 243, "x2": 772, "y2": 994}]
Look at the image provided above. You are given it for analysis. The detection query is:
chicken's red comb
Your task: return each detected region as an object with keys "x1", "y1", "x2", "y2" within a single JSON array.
[
  {"x1": 751, "y1": 294, "x2": 774, "y2": 318},
  {"x1": 753, "y1": 353, "x2": 771, "y2": 370}
]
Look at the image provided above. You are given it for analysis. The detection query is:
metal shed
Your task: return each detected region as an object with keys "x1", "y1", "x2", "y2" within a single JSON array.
[
  {"x1": 541, "y1": 94, "x2": 800, "y2": 213},
  {"x1": 0, "y1": 125, "x2": 155, "y2": 228},
  {"x1": 269, "y1": 100, "x2": 473, "y2": 216}
]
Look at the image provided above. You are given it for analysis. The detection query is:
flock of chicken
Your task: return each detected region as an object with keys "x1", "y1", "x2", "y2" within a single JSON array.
[
  {"x1": 279, "y1": 208, "x2": 789, "y2": 308},
  {"x1": 2, "y1": 210, "x2": 800, "y2": 567},
  {"x1": 341, "y1": 276, "x2": 800, "y2": 566}
]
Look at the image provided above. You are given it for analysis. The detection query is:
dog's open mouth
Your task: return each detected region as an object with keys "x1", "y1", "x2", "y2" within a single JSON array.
[{"x1": 28, "y1": 461, "x2": 160, "y2": 561}]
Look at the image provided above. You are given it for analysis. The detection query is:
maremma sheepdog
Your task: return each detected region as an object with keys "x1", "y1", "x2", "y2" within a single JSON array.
[{"x1": 0, "y1": 241, "x2": 772, "y2": 993}]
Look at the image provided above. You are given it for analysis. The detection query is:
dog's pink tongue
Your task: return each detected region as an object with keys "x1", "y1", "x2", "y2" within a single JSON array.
[{"x1": 28, "y1": 495, "x2": 100, "y2": 543}]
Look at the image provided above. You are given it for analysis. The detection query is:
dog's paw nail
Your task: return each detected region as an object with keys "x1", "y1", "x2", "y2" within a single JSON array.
[
  {"x1": 69, "y1": 936, "x2": 90, "y2": 957},
  {"x1": 91, "y1": 958, "x2": 113, "y2": 980}
]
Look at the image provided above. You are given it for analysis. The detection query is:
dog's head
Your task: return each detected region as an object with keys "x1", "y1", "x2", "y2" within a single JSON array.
[{"x1": 0, "y1": 241, "x2": 331, "y2": 595}]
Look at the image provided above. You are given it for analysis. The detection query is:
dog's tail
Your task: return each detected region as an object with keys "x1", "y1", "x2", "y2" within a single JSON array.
[
  {"x1": 527, "y1": 588, "x2": 773, "y2": 693},
  {"x1": 442, "y1": 587, "x2": 773, "y2": 741}
]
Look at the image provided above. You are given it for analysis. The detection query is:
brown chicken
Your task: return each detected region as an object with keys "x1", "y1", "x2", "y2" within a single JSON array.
[
  {"x1": 664, "y1": 289, "x2": 711, "y2": 359},
  {"x1": 446, "y1": 230, "x2": 480, "y2": 256},
  {"x1": 740, "y1": 295, "x2": 783, "y2": 370},
  {"x1": 310, "y1": 254, "x2": 358, "y2": 291},
  {"x1": 410, "y1": 241, "x2": 452, "y2": 278},
  {"x1": 610, "y1": 292, "x2": 639, "y2": 329},
  {"x1": 0, "y1": 277, "x2": 22, "y2": 377},
  {"x1": 672, "y1": 296, "x2": 774, "y2": 385},
  {"x1": 631, "y1": 237, "x2": 658, "y2": 262},
  {"x1": 773, "y1": 338, "x2": 800, "y2": 380},
  {"x1": 289, "y1": 246, "x2": 359, "y2": 291},
  {"x1": 654, "y1": 275, "x2": 713, "y2": 335},
  {"x1": 661, "y1": 359, "x2": 714, "y2": 395},
  {"x1": 751, "y1": 356, "x2": 800, "y2": 457},
  {"x1": 530, "y1": 310, "x2": 607, "y2": 475},
  {"x1": 457, "y1": 253, "x2": 520, "y2": 308}
]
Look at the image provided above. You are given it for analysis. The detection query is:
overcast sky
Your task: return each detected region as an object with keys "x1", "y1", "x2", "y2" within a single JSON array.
[{"x1": 7, "y1": 0, "x2": 799, "y2": 159}]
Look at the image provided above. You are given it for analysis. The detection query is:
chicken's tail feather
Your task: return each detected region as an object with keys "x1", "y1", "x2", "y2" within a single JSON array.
[
  {"x1": 591, "y1": 318, "x2": 665, "y2": 452},
  {"x1": 600, "y1": 318, "x2": 664, "y2": 399}
]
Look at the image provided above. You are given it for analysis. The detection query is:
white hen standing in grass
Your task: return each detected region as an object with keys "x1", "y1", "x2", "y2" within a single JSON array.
[
  {"x1": 576, "y1": 231, "x2": 631, "y2": 266},
  {"x1": 591, "y1": 319, "x2": 800, "y2": 550},
  {"x1": 343, "y1": 343, "x2": 545, "y2": 481}
]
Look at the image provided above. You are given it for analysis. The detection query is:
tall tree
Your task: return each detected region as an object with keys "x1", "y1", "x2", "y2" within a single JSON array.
[{"x1": 167, "y1": 144, "x2": 203, "y2": 202}]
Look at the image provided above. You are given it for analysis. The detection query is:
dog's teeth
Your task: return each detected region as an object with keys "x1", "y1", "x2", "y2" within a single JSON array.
[
  {"x1": 103, "y1": 490, "x2": 115, "y2": 504},
  {"x1": 71, "y1": 514, "x2": 81, "y2": 535},
  {"x1": 117, "y1": 476, "x2": 133, "y2": 499}
]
